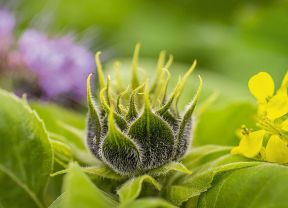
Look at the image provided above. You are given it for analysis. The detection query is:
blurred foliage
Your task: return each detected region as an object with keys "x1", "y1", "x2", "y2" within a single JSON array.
[
  {"x1": 193, "y1": 102, "x2": 257, "y2": 146},
  {"x1": 14, "y1": 0, "x2": 287, "y2": 89}
]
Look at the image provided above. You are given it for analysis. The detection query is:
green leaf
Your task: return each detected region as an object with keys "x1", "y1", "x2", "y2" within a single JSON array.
[
  {"x1": 48, "y1": 194, "x2": 65, "y2": 208},
  {"x1": 117, "y1": 175, "x2": 161, "y2": 206},
  {"x1": 166, "y1": 158, "x2": 260, "y2": 206},
  {"x1": 50, "y1": 133, "x2": 98, "y2": 166},
  {"x1": 182, "y1": 145, "x2": 231, "y2": 169},
  {"x1": 148, "y1": 162, "x2": 192, "y2": 176},
  {"x1": 83, "y1": 165, "x2": 124, "y2": 180},
  {"x1": 51, "y1": 163, "x2": 123, "y2": 180},
  {"x1": 30, "y1": 102, "x2": 86, "y2": 129},
  {"x1": 31, "y1": 102, "x2": 86, "y2": 149},
  {"x1": 198, "y1": 163, "x2": 288, "y2": 208},
  {"x1": 125, "y1": 198, "x2": 177, "y2": 208},
  {"x1": 0, "y1": 89, "x2": 53, "y2": 208},
  {"x1": 193, "y1": 102, "x2": 256, "y2": 146},
  {"x1": 51, "y1": 139, "x2": 73, "y2": 164},
  {"x1": 62, "y1": 163, "x2": 118, "y2": 208}
]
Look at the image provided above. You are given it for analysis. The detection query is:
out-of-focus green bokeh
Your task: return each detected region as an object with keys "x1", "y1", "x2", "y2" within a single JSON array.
[{"x1": 18, "y1": 0, "x2": 288, "y2": 91}]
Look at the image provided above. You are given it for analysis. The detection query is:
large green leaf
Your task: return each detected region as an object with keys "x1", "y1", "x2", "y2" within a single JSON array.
[
  {"x1": 165, "y1": 153, "x2": 260, "y2": 206},
  {"x1": 0, "y1": 89, "x2": 53, "y2": 208},
  {"x1": 193, "y1": 102, "x2": 256, "y2": 146},
  {"x1": 198, "y1": 163, "x2": 288, "y2": 208},
  {"x1": 61, "y1": 163, "x2": 118, "y2": 208}
]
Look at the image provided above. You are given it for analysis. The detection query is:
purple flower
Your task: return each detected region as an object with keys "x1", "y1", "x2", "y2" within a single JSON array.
[
  {"x1": 0, "y1": 9, "x2": 15, "y2": 51},
  {"x1": 19, "y1": 29, "x2": 95, "y2": 101}
]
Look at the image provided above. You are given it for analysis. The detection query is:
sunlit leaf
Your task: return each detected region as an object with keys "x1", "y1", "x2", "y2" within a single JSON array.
[
  {"x1": 165, "y1": 156, "x2": 260, "y2": 206},
  {"x1": 62, "y1": 163, "x2": 118, "y2": 208},
  {"x1": 198, "y1": 163, "x2": 288, "y2": 208},
  {"x1": 0, "y1": 89, "x2": 53, "y2": 208}
]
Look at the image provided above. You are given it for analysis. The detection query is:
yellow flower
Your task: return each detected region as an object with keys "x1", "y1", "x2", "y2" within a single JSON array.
[
  {"x1": 264, "y1": 135, "x2": 288, "y2": 164},
  {"x1": 248, "y1": 72, "x2": 274, "y2": 102},
  {"x1": 232, "y1": 71, "x2": 288, "y2": 164},
  {"x1": 248, "y1": 71, "x2": 288, "y2": 121},
  {"x1": 231, "y1": 129, "x2": 265, "y2": 158}
]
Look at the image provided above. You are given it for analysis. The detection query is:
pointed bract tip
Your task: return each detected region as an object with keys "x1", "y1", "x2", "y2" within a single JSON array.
[
  {"x1": 164, "y1": 54, "x2": 174, "y2": 69},
  {"x1": 190, "y1": 75, "x2": 203, "y2": 108},
  {"x1": 131, "y1": 43, "x2": 141, "y2": 89},
  {"x1": 144, "y1": 81, "x2": 151, "y2": 109},
  {"x1": 95, "y1": 51, "x2": 105, "y2": 90},
  {"x1": 108, "y1": 105, "x2": 115, "y2": 127},
  {"x1": 86, "y1": 73, "x2": 93, "y2": 99},
  {"x1": 198, "y1": 75, "x2": 203, "y2": 91}
]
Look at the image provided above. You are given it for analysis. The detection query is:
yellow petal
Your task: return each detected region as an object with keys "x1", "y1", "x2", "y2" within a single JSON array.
[
  {"x1": 266, "y1": 135, "x2": 288, "y2": 164},
  {"x1": 266, "y1": 93, "x2": 288, "y2": 120},
  {"x1": 248, "y1": 72, "x2": 274, "y2": 101},
  {"x1": 232, "y1": 130, "x2": 265, "y2": 158},
  {"x1": 257, "y1": 101, "x2": 268, "y2": 116},
  {"x1": 231, "y1": 146, "x2": 240, "y2": 155},
  {"x1": 280, "y1": 119, "x2": 288, "y2": 131}
]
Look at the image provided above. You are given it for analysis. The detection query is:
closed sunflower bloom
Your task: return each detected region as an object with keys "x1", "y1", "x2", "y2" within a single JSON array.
[{"x1": 87, "y1": 44, "x2": 202, "y2": 175}]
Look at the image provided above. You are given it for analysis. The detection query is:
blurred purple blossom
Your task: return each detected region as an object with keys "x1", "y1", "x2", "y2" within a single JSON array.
[
  {"x1": 19, "y1": 29, "x2": 95, "y2": 100},
  {"x1": 0, "y1": 9, "x2": 15, "y2": 51}
]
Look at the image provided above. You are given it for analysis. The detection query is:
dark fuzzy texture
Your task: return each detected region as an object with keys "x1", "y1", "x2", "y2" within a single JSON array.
[
  {"x1": 86, "y1": 99, "x2": 195, "y2": 175},
  {"x1": 128, "y1": 109, "x2": 175, "y2": 170},
  {"x1": 174, "y1": 119, "x2": 192, "y2": 160},
  {"x1": 87, "y1": 116, "x2": 101, "y2": 159},
  {"x1": 101, "y1": 141, "x2": 141, "y2": 175}
]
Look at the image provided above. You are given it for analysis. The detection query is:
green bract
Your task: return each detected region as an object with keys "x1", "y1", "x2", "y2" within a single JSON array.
[{"x1": 86, "y1": 44, "x2": 202, "y2": 176}]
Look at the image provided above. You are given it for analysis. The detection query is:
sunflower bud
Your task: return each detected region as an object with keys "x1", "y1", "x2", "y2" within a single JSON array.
[{"x1": 87, "y1": 44, "x2": 202, "y2": 176}]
